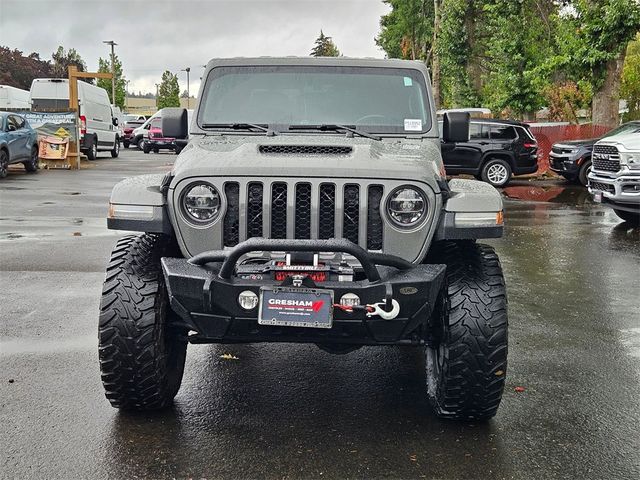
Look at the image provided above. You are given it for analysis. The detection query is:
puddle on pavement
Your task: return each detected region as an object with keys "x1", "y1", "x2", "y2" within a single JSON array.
[{"x1": 502, "y1": 184, "x2": 593, "y2": 206}]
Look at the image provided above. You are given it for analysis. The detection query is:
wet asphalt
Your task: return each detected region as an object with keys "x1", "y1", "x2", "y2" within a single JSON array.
[{"x1": 1, "y1": 149, "x2": 639, "y2": 480}]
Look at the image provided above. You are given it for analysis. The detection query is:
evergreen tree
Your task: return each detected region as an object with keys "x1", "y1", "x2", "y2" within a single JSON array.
[
  {"x1": 311, "y1": 30, "x2": 340, "y2": 57},
  {"x1": 157, "y1": 71, "x2": 180, "y2": 109},
  {"x1": 97, "y1": 55, "x2": 127, "y2": 108},
  {"x1": 51, "y1": 46, "x2": 88, "y2": 79}
]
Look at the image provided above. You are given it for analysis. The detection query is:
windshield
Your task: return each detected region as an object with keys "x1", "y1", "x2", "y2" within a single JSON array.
[
  {"x1": 198, "y1": 66, "x2": 431, "y2": 134},
  {"x1": 603, "y1": 122, "x2": 640, "y2": 138}
]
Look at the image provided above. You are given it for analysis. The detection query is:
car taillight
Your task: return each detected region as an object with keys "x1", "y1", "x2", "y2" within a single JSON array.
[
  {"x1": 524, "y1": 142, "x2": 537, "y2": 149},
  {"x1": 79, "y1": 115, "x2": 86, "y2": 135}
]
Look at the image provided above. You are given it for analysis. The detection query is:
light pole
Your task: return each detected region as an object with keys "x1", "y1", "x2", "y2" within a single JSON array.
[
  {"x1": 155, "y1": 83, "x2": 160, "y2": 109},
  {"x1": 125, "y1": 80, "x2": 130, "y2": 111},
  {"x1": 181, "y1": 67, "x2": 191, "y2": 108},
  {"x1": 102, "y1": 40, "x2": 117, "y2": 105}
]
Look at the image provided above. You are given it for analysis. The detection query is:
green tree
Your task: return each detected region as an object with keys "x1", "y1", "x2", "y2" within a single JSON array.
[
  {"x1": 157, "y1": 71, "x2": 180, "y2": 109},
  {"x1": 51, "y1": 46, "x2": 88, "y2": 79},
  {"x1": 310, "y1": 30, "x2": 340, "y2": 57},
  {"x1": 96, "y1": 55, "x2": 127, "y2": 108},
  {"x1": 621, "y1": 33, "x2": 640, "y2": 121},
  {"x1": 559, "y1": 0, "x2": 640, "y2": 127}
]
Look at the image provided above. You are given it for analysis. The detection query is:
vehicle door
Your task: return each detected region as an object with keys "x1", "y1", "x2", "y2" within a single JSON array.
[
  {"x1": 441, "y1": 121, "x2": 486, "y2": 171},
  {"x1": 488, "y1": 124, "x2": 518, "y2": 158},
  {"x1": 6, "y1": 115, "x2": 29, "y2": 161}
]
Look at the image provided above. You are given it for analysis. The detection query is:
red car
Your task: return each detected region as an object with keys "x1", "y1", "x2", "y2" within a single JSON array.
[
  {"x1": 142, "y1": 117, "x2": 181, "y2": 154},
  {"x1": 122, "y1": 120, "x2": 144, "y2": 148}
]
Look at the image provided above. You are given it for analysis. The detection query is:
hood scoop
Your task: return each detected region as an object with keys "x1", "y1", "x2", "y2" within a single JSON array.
[{"x1": 258, "y1": 145, "x2": 353, "y2": 156}]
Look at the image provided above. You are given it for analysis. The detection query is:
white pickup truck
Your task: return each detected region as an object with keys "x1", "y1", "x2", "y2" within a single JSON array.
[{"x1": 588, "y1": 132, "x2": 640, "y2": 225}]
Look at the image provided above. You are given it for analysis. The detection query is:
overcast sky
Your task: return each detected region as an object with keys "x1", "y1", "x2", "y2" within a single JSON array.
[{"x1": 0, "y1": 0, "x2": 391, "y2": 95}]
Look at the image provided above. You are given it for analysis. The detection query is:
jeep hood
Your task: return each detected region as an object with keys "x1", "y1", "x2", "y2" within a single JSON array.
[{"x1": 170, "y1": 134, "x2": 443, "y2": 192}]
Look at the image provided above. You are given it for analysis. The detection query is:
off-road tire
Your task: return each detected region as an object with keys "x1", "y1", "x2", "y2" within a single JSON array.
[
  {"x1": 613, "y1": 209, "x2": 640, "y2": 226},
  {"x1": 0, "y1": 149, "x2": 8, "y2": 178},
  {"x1": 86, "y1": 136, "x2": 97, "y2": 160},
  {"x1": 143, "y1": 143, "x2": 151, "y2": 154},
  {"x1": 577, "y1": 159, "x2": 592, "y2": 187},
  {"x1": 111, "y1": 136, "x2": 120, "y2": 158},
  {"x1": 425, "y1": 241, "x2": 508, "y2": 420},
  {"x1": 98, "y1": 234, "x2": 187, "y2": 410},
  {"x1": 23, "y1": 146, "x2": 39, "y2": 173},
  {"x1": 137, "y1": 137, "x2": 145, "y2": 150},
  {"x1": 153, "y1": 147, "x2": 160, "y2": 154},
  {"x1": 123, "y1": 140, "x2": 130, "y2": 149},
  {"x1": 481, "y1": 158, "x2": 512, "y2": 187}
]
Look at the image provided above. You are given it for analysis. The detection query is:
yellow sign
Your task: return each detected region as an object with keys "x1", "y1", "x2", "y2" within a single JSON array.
[{"x1": 54, "y1": 127, "x2": 70, "y2": 138}]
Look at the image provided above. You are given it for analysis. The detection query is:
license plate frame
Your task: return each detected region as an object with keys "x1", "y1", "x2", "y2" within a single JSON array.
[
  {"x1": 258, "y1": 286, "x2": 334, "y2": 329},
  {"x1": 593, "y1": 191, "x2": 602, "y2": 203}
]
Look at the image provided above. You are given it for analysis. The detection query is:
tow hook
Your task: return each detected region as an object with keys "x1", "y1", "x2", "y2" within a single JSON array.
[{"x1": 366, "y1": 299, "x2": 400, "y2": 320}]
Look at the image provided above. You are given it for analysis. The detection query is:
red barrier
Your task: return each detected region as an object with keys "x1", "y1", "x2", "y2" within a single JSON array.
[{"x1": 528, "y1": 123, "x2": 610, "y2": 174}]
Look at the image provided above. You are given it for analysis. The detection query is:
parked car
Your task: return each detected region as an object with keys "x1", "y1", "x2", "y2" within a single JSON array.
[
  {"x1": 123, "y1": 114, "x2": 147, "y2": 122},
  {"x1": 30, "y1": 78, "x2": 120, "y2": 160},
  {"x1": 131, "y1": 109, "x2": 193, "y2": 150},
  {"x1": 122, "y1": 120, "x2": 144, "y2": 148},
  {"x1": 142, "y1": 116, "x2": 181, "y2": 154},
  {"x1": 440, "y1": 119, "x2": 538, "y2": 187},
  {"x1": 0, "y1": 85, "x2": 31, "y2": 111},
  {"x1": 101, "y1": 57, "x2": 509, "y2": 421},
  {"x1": 0, "y1": 112, "x2": 39, "y2": 178},
  {"x1": 130, "y1": 111, "x2": 162, "y2": 150},
  {"x1": 588, "y1": 132, "x2": 640, "y2": 225},
  {"x1": 549, "y1": 120, "x2": 640, "y2": 186}
]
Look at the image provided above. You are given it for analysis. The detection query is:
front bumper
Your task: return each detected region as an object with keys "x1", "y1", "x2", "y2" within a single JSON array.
[
  {"x1": 549, "y1": 152, "x2": 581, "y2": 177},
  {"x1": 161, "y1": 238, "x2": 446, "y2": 346},
  {"x1": 588, "y1": 170, "x2": 640, "y2": 212}
]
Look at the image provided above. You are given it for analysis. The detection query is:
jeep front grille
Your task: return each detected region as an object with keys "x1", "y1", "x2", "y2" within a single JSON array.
[
  {"x1": 592, "y1": 145, "x2": 620, "y2": 172},
  {"x1": 222, "y1": 181, "x2": 384, "y2": 249}
]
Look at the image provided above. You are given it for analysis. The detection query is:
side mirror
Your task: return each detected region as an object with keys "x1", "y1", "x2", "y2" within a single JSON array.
[
  {"x1": 7, "y1": 124, "x2": 16, "y2": 132},
  {"x1": 112, "y1": 118, "x2": 119, "y2": 126},
  {"x1": 442, "y1": 112, "x2": 470, "y2": 143},
  {"x1": 162, "y1": 108, "x2": 189, "y2": 140}
]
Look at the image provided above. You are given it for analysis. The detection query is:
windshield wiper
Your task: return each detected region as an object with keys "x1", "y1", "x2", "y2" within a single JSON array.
[
  {"x1": 288, "y1": 124, "x2": 381, "y2": 141},
  {"x1": 201, "y1": 123, "x2": 277, "y2": 135}
]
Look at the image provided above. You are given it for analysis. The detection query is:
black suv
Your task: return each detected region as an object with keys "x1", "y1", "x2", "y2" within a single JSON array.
[
  {"x1": 550, "y1": 121, "x2": 640, "y2": 186},
  {"x1": 440, "y1": 119, "x2": 538, "y2": 187}
]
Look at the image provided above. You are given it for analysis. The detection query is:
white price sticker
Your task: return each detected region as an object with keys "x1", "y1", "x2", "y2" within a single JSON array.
[{"x1": 404, "y1": 119, "x2": 423, "y2": 131}]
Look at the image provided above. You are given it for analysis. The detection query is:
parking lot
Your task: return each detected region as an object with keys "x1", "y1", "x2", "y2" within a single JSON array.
[{"x1": 1, "y1": 148, "x2": 639, "y2": 479}]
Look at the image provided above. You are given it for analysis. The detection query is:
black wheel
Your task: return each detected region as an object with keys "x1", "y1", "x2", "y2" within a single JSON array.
[
  {"x1": 98, "y1": 234, "x2": 188, "y2": 410},
  {"x1": 577, "y1": 160, "x2": 592, "y2": 187},
  {"x1": 23, "y1": 146, "x2": 39, "y2": 173},
  {"x1": 153, "y1": 148, "x2": 159, "y2": 154},
  {"x1": 86, "y1": 136, "x2": 97, "y2": 160},
  {"x1": 481, "y1": 159, "x2": 512, "y2": 187},
  {"x1": 137, "y1": 137, "x2": 145, "y2": 150},
  {"x1": 123, "y1": 140, "x2": 130, "y2": 149},
  {"x1": 111, "y1": 136, "x2": 120, "y2": 158},
  {"x1": 0, "y1": 149, "x2": 8, "y2": 178},
  {"x1": 613, "y1": 209, "x2": 640, "y2": 226},
  {"x1": 425, "y1": 241, "x2": 508, "y2": 420},
  {"x1": 143, "y1": 143, "x2": 151, "y2": 154}
]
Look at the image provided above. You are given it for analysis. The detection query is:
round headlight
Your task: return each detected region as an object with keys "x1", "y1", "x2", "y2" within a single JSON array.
[
  {"x1": 183, "y1": 183, "x2": 220, "y2": 223},
  {"x1": 387, "y1": 187, "x2": 427, "y2": 228}
]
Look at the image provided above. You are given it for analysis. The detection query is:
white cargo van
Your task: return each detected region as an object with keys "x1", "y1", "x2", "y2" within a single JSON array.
[
  {"x1": 29, "y1": 78, "x2": 120, "y2": 159},
  {"x1": 0, "y1": 85, "x2": 31, "y2": 111}
]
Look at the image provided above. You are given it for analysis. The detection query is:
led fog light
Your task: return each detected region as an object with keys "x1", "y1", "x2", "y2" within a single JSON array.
[
  {"x1": 238, "y1": 290, "x2": 259, "y2": 310},
  {"x1": 340, "y1": 293, "x2": 360, "y2": 307}
]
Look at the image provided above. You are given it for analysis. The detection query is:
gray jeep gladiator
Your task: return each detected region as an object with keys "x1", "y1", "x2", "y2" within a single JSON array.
[{"x1": 100, "y1": 57, "x2": 508, "y2": 420}]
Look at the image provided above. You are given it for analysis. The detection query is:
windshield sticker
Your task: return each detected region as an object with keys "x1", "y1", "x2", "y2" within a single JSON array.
[
  {"x1": 404, "y1": 119, "x2": 422, "y2": 131},
  {"x1": 403, "y1": 76, "x2": 413, "y2": 87}
]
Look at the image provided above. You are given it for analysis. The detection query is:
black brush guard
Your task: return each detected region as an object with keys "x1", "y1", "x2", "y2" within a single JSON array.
[{"x1": 162, "y1": 238, "x2": 446, "y2": 345}]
